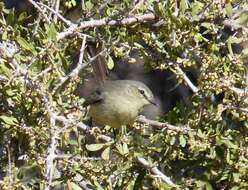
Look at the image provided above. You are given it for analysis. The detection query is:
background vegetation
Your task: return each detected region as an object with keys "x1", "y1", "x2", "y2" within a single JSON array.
[{"x1": 0, "y1": 0, "x2": 248, "y2": 189}]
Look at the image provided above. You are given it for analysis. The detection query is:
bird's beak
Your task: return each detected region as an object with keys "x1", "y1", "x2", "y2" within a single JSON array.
[{"x1": 149, "y1": 98, "x2": 157, "y2": 106}]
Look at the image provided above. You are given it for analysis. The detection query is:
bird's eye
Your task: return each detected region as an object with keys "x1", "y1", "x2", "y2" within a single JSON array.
[{"x1": 139, "y1": 89, "x2": 145, "y2": 95}]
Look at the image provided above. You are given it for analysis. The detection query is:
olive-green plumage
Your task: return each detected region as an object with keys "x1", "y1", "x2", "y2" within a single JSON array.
[{"x1": 83, "y1": 80, "x2": 155, "y2": 128}]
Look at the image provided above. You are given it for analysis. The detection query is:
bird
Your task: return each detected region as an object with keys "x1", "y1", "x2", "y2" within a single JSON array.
[{"x1": 83, "y1": 80, "x2": 156, "y2": 128}]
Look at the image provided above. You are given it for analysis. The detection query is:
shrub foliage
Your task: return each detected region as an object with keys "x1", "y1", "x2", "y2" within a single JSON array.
[{"x1": 0, "y1": 0, "x2": 248, "y2": 189}]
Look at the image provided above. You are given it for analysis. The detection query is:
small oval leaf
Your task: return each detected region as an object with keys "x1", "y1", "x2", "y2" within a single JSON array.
[
  {"x1": 101, "y1": 146, "x2": 110, "y2": 160},
  {"x1": 86, "y1": 143, "x2": 105, "y2": 151}
]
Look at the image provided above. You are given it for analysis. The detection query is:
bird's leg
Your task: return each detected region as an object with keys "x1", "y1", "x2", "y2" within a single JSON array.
[
  {"x1": 121, "y1": 125, "x2": 127, "y2": 137},
  {"x1": 112, "y1": 128, "x2": 117, "y2": 137}
]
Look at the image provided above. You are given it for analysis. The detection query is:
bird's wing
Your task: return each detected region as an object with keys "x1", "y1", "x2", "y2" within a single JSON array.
[{"x1": 83, "y1": 89, "x2": 104, "y2": 106}]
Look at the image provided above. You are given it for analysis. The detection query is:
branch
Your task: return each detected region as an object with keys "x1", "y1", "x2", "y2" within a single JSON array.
[
  {"x1": 137, "y1": 115, "x2": 193, "y2": 134},
  {"x1": 55, "y1": 154, "x2": 101, "y2": 161},
  {"x1": 27, "y1": 0, "x2": 50, "y2": 23},
  {"x1": 137, "y1": 157, "x2": 177, "y2": 187},
  {"x1": 44, "y1": 113, "x2": 58, "y2": 190},
  {"x1": 174, "y1": 65, "x2": 199, "y2": 94},
  {"x1": 228, "y1": 86, "x2": 248, "y2": 104},
  {"x1": 53, "y1": 0, "x2": 60, "y2": 23},
  {"x1": 54, "y1": 115, "x2": 89, "y2": 132},
  {"x1": 0, "y1": 75, "x2": 8, "y2": 82},
  {"x1": 223, "y1": 19, "x2": 248, "y2": 34},
  {"x1": 37, "y1": 2, "x2": 72, "y2": 26},
  {"x1": 52, "y1": 35, "x2": 87, "y2": 94},
  {"x1": 57, "y1": 13, "x2": 156, "y2": 40},
  {"x1": 52, "y1": 46, "x2": 106, "y2": 94},
  {"x1": 227, "y1": 105, "x2": 248, "y2": 113}
]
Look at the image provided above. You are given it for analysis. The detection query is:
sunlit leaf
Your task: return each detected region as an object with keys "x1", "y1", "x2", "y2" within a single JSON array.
[{"x1": 86, "y1": 144, "x2": 105, "y2": 151}]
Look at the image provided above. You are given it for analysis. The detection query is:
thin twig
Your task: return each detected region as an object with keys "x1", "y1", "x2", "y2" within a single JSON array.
[
  {"x1": 53, "y1": 0, "x2": 60, "y2": 23},
  {"x1": 55, "y1": 154, "x2": 101, "y2": 161},
  {"x1": 54, "y1": 115, "x2": 89, "y2": 132},
  {"x1": 73, "y1": 174, "x2": 94, "y2": 190},
  {"x1": 52, "y1": 35, "x2": 87, "y2": 93},
  {"x1": 53, "y1": 115, "x2": 113, "y2": 143},
  {"x1": 6, "y1": 144, "x2": 13, "y2": 185},
  {"x1": 174, "y1": 65, "x2": 199, "y2": 94},
  {"x1": 44, "y1": 102, "x2": 58, "y2": 190},
  {"x1": 0, "y1": 75, "x2": 8, "y2": 82},
  {"x1": 52, "y1": 45, "x2": 107, "y2": 94},
  {"x1": 137, "y1": 157, "x2": 177, "y2": 187},
  {"x1": 33, "y1": 67, "x2": 53, "y2": 81},
  {"x1": 27, "y1": 0, "x2": 51, "y2": 23},
  {"x1": 37, "y1": 2, "x2": 72, "y2": 26}
]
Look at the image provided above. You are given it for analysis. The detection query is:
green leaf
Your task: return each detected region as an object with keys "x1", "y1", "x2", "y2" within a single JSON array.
[
  {"x1": 201, "y1": 22, "x2": 211, "y2": 29},
  {"x1": 85, "y1": 144, "x2": 105, "y2": 151},
  {"x1": 170, "y1": 136, "x2": 176, "y2": 145},
  {"x1": 46, "y1": 23, "x2": 57, "y2": 41},
  {"x1": 115, "y1": 143, "x2": 129, "y2": 156},
  {"x1": 230, "y1": 186, "x2": 240, "y2": 190},
  {"x1": 71, "y1": 0, "x2": 77, "y2": 6},
  {"x1": 237, "y1": 12, "x2": 248, "y2": 25},
  {"x1": 101, "y1": 146, "x2": 110, "y2": 160},
  {"x1": 191, "y1": 1, "x2": 204, "y2": 17},
  {"x1": 223, "y1": 139, "x2": 238, "y2": 149},
  {"x1": 71, "y1": 182, "x2": 83, "y2": 190},
  {"x1": 233, "y1": 173, "x2": 240, "y2": 183},
  {"x1": 122, "y1": 142, "x2": 129, "y2": 155},
  {"x1": 179, "y1": 135, "x2": 186, "y2": 147},
  {"x1": 0, "y1": 63, "x2": 13, "y2": 77},
  {"x1": 93, "y1": 180, "x2": 104, "y2": 190},
  {"x1": 16, "y1": 36, "x2": 37, "y2": 55},
  {"x1": 69, "y1": 139, "x2": 78, "y2": 146},
  {"x1": 84, "y1": 0, "x2": 94, "y2": 11},
  {"x1": 205, "y1": 182, "x2": 213, "y2": 190},
  {"x1": 225, "y1": 3, "x2": 233, "y2": 18},
  {"x1": 195, "y1": 181, "x2": 212, "y2": 190},
  {"x1": 2, "y1": 30, "x2": 8, "y2": 40},
  {"x1": 116, "y1": 144, "x2": 124, "y2": 155},
  {"x1": 180, "y1": 0, "x2": 189, "y2": 14},
  {"x1": 107, "y1": 55, "x2": 114, "y2": 70},
  {"x1": 0, "y1": 115, "x2": 18, "y2": 125},
  {"x1": 242, "y1": 47, "x2": 248, "y2": 55},
  {"x1": 17, "y1": 12, "x2": 28, "y2": 22}
]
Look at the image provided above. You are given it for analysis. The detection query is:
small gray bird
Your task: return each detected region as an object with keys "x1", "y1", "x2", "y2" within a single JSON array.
[{"x1": 83, "y1": 80, "x2": 156, "y2": 128}]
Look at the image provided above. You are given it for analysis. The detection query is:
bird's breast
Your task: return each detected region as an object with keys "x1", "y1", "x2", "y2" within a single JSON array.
[{"x1": 89, "y1": 93, "x2": 143, "y2": 128}]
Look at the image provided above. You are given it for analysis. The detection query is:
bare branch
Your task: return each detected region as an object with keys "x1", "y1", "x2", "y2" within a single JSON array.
[
  {"x1": 27, "y1": 0, "x2": 51, "y2": 23},
  {"x1": 174, "y1": 65, "x2": 199, "y2": 94},
  {"x1": 229, "y1": 86, "x2": 248, "y2": 104},
  {"x1": 6, "y1": 144, "x2": 13, "y2": 185},
  {"x1": 0, "y1": 75, "x2": 8, "y2": 82},
  {"x1": 54, "y1": 115, "x2": 89, "y2": 132},
  {"x1": 52, "y1": 44, "x2": 107, "y2": 94},
  {"x1": 57, "y1": 13, "x2": 157, "y2": 40},
  {"x1": 53, "y1": 0, "x2": 60, "y2": 23},
  {"x1": 55, "y1": 154, "x2": 102, "y2": 161},
  {"x1": 37, "y1": 2, "x2": 72, "y2": 26},
  {"x1": 137, "y1": 157, "x2": 177, "y2": 187},
  {"x1": 223, "y1": 19, "x2": 248, "y2": 34}
]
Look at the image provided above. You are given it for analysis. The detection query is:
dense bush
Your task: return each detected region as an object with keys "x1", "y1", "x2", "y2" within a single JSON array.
[{"x1": 0, "y1": 0, "x2": 247, "y2": 189}]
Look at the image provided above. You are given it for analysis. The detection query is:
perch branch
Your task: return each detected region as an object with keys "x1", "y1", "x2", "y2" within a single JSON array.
[{"x1": 137, "y1": 115, "x2": 193, "y2": 134}]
